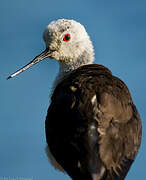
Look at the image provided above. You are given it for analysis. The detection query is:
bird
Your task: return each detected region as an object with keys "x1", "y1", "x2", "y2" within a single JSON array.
[{"x1": 8, "y1": 19, "x2": 142, "y2": 180}]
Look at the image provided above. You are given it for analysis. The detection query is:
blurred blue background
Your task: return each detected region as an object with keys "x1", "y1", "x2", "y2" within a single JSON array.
[{"x1": 0, "y1": 0, "x2": 146, "y2": 179}]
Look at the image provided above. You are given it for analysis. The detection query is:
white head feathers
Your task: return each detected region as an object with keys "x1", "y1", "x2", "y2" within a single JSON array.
[{"x1": 43, "y1": 19, "x2": 94, "y2": 73}]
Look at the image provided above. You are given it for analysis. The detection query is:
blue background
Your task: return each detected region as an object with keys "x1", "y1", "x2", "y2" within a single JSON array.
[{"x1": 1, "y1": 0, "x2": 146, "y2": 179}]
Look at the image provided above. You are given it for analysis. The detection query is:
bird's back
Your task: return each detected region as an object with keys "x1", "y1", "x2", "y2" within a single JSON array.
[{"x1": 45, "y1": 64, "x2": 142, "y2": 180}]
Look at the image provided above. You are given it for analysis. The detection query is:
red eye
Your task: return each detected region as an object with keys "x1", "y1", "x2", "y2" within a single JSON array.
[{"x1": 63, "y1": 34, "x2": 71, "y2": 42}]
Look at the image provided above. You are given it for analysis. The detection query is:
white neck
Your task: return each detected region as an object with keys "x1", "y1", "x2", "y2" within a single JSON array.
[
  {"x1": 50, "y1": 36, "x2": 95, "y2": 95},
  {"x1": 55, "y1": 48, "x2": 94, "y2": 86}
]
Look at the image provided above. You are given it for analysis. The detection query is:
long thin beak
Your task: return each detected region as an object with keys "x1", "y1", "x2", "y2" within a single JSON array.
[{"x1": 7, "y1": 48, "x2": 54, "y2": 79}]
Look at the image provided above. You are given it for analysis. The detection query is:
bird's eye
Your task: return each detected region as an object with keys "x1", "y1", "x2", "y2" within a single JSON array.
[{"x1": 63, "y1": 34, "x2": 71, "y2": 42}]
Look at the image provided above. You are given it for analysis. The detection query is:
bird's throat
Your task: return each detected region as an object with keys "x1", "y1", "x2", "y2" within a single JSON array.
[
  {"x1": 52, "y1": 49, "x2": 94, "y2": 93},
  {"x1": 59, "y1": 49, "x2": 94, "y2": 74}
]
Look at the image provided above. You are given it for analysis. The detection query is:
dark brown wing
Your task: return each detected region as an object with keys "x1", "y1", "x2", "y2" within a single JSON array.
[{"x1": 45, "y1": 64, "x2": 142, "y2": 180}]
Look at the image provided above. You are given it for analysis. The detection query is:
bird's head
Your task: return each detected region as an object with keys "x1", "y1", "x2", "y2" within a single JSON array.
[
  {"x1": 43, "y1": 19, "x2": 94, "y2": 63},
  {"x1": 7, "y1": 19, "x2": 94, "y2": 79}
]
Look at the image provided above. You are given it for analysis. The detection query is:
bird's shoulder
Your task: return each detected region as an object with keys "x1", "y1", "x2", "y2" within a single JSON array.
[
  {"x1": 51, "y1": 64, "x2": 132, "y2": 106},
  {"x1": 50, "y1": 64, "x2": 141, "y2": 140}
]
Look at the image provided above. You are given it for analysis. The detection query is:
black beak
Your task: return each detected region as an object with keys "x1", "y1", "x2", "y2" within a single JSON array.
[{"x1": 7, "y1": 48, "x2": 54, "y2": 79}]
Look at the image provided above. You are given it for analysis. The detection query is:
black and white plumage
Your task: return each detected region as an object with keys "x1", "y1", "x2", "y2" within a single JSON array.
[{"x1": 8, "y1": 19, "x2": 142, "y2": 180}]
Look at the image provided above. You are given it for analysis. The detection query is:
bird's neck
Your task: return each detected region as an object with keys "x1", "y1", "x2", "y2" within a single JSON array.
[
  {"x1": 50, "y1": 45, "x2": 94, "y2": 96},
  {"x1": 56, "y1": 48, "x2": 94, "y2": 83}
]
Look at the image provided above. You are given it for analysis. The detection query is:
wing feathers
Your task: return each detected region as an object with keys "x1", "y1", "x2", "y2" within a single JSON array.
[{"x1": 46, "y1": 64, "x2": 141, "y2": 180}]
